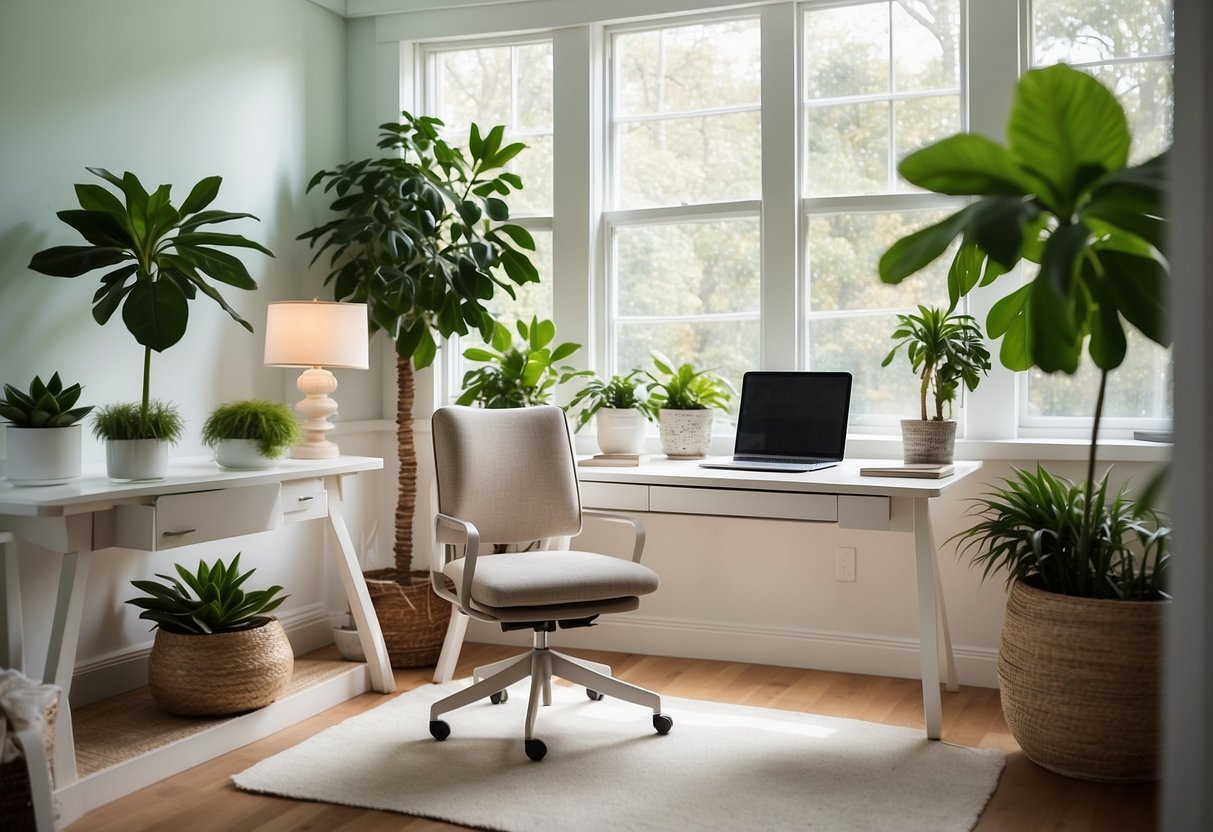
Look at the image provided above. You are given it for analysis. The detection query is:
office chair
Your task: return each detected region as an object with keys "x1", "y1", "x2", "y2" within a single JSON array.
[{"x1": 427, "y1": 405, "x2": 671, "y2": 761}]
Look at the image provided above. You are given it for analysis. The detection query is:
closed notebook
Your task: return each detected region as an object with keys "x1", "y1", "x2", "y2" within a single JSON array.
[{"x1": 859, "y1": 463, "x2": 955, "y2": 479}]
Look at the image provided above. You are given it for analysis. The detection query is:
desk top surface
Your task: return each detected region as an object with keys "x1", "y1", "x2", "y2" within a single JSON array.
[
  {"x1": 0, "y1": 455, "x2": 383, "y2": 517},
  {"x1": 576, "y1": 456, "x2": 982, "y2": 498}
]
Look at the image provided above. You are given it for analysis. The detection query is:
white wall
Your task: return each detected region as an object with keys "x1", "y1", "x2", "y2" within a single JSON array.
[{"x1": 0, "y1": 0, "x2": 383, "y2": 704}]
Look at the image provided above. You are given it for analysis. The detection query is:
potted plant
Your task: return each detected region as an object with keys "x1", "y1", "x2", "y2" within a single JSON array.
[
  {"x1": 568, "y1": 370, "x2": 653, "y2": 455},
  {"x1": 879, "y1": 64, "x2": 1170, "y2": 782},
  {"x1": 881, "y1": 305, "x2": 991, "y2": 464},
  {"x1": 201, "y1": 399, "x2": 302, "y2": 470},
  {"x1": 90, "y1": 401, "x2": 184, "y2": 481},
  {"x1": 299, "y1": 112, "x2": 539, "y2": 667},
  {"x1": 0, "y1": 373, "x2": 93, "y2": 486},
  {"x1": 126, "y1": 552, "x2": 292, "y2": 716},
  {"x1": 644, "y1": 352, "x2": 734, "y2": 459},
  {"x1": 28, "y1": 168, "x2": 272, "y2": 480},
  {"x1": 456, "y1": 317, "x2": 588, "y2": 409}
]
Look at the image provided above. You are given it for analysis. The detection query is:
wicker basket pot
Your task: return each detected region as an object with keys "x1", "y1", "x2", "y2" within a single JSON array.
[
  {"x1": 900, "y1": 418, "x2": 957, "y2": 464},
  {"x1": 148, "y1": 617, "x2": 293, "y2": 716},
  {"x1": 364, "y1": 569, "x2": 452, "y2": 668},
  {"x1": 998, "y1": 579, "x2": 1167, "y2": 782}
]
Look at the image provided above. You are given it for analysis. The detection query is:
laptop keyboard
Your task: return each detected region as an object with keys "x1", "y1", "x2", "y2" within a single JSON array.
[{"x1": 737, "y1": 455, "x2": 834, "y2": 465}]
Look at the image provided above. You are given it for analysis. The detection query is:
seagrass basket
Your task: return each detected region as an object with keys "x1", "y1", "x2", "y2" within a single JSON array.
[
  {"x1": 900, "y1": 418, "x2": 957, "y2": 464},
  {"x1": 998, "y1": 578, "x2": 1166, "y2": 782},
  {"x1": 0, "y1": 677, "x2": 58, "y2": 832},
  {"x1": 364, "y1": 569, "x2": 452, "y2": 668},
  {"x1": 148, "y1": 617, "x2": 294, "y2": 716}
]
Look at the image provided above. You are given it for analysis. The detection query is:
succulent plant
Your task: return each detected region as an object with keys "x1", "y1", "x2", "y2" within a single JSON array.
[
  {"x1": 0, "y1": 373, "x2": 94, "y2": 428},
  {"x1": 126, "y1": 553, "x2": 288, "y2": 635}
]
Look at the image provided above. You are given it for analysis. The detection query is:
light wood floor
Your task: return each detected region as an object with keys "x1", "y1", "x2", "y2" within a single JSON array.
[{"x1": 66, "y1": 643, "x2": 1157, "y2": 832}]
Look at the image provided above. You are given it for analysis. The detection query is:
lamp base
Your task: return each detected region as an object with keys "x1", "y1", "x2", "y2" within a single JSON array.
[
  {"x1": 293, "y1": 367, "x2": 343, "y2": 459},
  {"x1": 291, "y1": 442, "x2": 340, "y2": 460}
]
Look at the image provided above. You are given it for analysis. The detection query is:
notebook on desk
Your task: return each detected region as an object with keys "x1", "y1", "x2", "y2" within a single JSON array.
[{"x1": 699, "y1": 371, "x2": 852, "y2": 473}]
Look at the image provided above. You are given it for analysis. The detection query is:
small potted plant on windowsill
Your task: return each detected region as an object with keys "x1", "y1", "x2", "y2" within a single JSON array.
[
  {"x1": 881, "y1": 304, "x2": 991, "y2": 464},
  {"x1": 201, "y1": 399, "x2": 302, "y2": 470},
  {"x1": 91, "y1": 401, "x2": 184, "y2": 481},
  {"x1": 127, "y1": 552, "x2": 292, "y2": 716},
  {"x1": 644, "y1": 352, "x2": 735, "y2": 459},
  {"x1": 456, "y1": 316, "x2": 589, "y2": 409},
  {"x1": 0, "y1": 373, "x2": 93, "y2": 486},
  {"x1": 568, "y1": 370, "x2": 653, "y2": 455}
]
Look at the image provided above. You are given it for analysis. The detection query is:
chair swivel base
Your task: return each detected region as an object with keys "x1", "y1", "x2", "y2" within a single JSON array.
[{"x1": 428, "y1": 631, "x2": 672, "y2": 760}]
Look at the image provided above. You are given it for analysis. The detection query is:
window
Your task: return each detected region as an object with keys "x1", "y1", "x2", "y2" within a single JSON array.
[
  {"x1": 1023, "y1": 0, "x2": 1174, "y2": 433},
  {"x1": 606, "y1": 18, "x2": 762, "y2": 396},
  {"x1": 802, "y1": 0, "x2": 963, "y2": 430}
]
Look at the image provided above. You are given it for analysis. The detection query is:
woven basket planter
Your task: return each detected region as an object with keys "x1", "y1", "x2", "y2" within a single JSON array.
[
  {"x1": 364, "y1": 569, "x2": 452, "y2": 668},
  {"x1": 148, "y1": 617, "x2": 294, "y2": 716},
  {"x1": 900, "y1": 419, "x2": 956, "y2": 464},
  {"x1": 998, "y1": 579, "x2": 1166, "y2": 782}
]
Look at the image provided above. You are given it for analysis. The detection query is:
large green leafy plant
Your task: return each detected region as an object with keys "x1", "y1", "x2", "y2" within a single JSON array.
[
  {"x1": 457, "y1": 317, "x2": 586, "y2": 409},
  {"x1": 28, "y1": 168, "x2": 271, "y2": 434},
  {"x1": 879, "y1": 64, "x2": 1170, "y2": 599},
  {"x1": 126, "y1": 553, "x2": 288, "y2": 635},
  {"x1": 881, "y1": 305, "x2": 991, "y2": 421},
  {"x1": 299, "y1": 112, "x2": 538, "y2": 581}
]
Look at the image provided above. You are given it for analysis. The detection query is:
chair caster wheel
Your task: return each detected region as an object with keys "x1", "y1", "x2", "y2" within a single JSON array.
[
  {"x1": 525, "y1": 738, "x2": 547, "y2": 761},
  {"x1": 653, "y1": 713, "x2": 673, "y2": 735},
  {"x1": 490, "y1": 690, "x2": 508, "y2": 704},
  {"x1": 586, "y1": 689, "x2": 604, "y2": 701},
  {"x1": 429, "y1": 720, "x2": 451, "y2": 741}
]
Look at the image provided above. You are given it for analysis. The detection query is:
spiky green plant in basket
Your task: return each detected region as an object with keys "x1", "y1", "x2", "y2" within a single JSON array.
[
  {"x1": 127, "y1": 553, "x2": 288, "y2": 635},
  {"x1": 0, "y1": 373, "x2": 93, "y2": 427}
]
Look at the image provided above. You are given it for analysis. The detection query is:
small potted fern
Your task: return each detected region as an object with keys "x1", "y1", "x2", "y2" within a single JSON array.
[
  {"x1": 127, "y1": 553, "x2": 293, "y2": 716},
  {"x1": 568, "y1": 370, "x2": 653, "y2": 455},
  {"x1": 0, "y1": 373, "x2": 93, "y2": 485},
  {"x1": 644, "y1": 352, "x2": 735, "y2": 459},
  {"x1": 201, "y1": 400, "x2": 302, "y2": 470}
]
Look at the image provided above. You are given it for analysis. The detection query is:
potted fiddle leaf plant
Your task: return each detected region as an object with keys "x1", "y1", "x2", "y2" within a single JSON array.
[
  {"x1": 28, "y1": 168, "x2": 272, "y2": 480},
  {"x1": 644, "y1": 352, "x2": 735, "y2": 459},
  {"x1": 299, "y1": 112, "x2": 539, "y2": 667},
  {"x1": 456, "y1": 317, "x2": 588, "y2": 409},
  {"x1": 568, "y1": 370, "x2": 653, "y2": 455},
  {"x1": 881, "y1": 305, "x2": 991, "y2": 464},
  {"x1": 0, "y1": 373, "x2": 93, "y2": 486},
  {"x1": 879, "y1": 63, "x2": 1171, "y2": 782},
  {"x1": 127, "y1": 552, "x2": 292, "y2": 716},
  {"x1": 201, "y1": 399, "x2": 302, "y2": 470}
]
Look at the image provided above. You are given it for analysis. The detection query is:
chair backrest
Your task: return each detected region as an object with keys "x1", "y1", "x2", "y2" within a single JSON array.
[{"x1": 431, "y1": 405, "x2": 582, "y2": 544}]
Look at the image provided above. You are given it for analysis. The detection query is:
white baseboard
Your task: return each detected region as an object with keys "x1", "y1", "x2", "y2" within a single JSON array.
[
  {"x1": 69, "y1": 604, "x2": 337, "y2": 708},
  {"x1": 466, "y1": 615, "x2": 999, "y2": 689}
]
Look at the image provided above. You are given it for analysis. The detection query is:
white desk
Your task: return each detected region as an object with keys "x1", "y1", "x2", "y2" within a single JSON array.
[
  {"x1": 0, "y1": 455, "x2": 395, "y2": 792},
  {"x1": 434, "y1": 456, "x2": 980, "y2": 740}
]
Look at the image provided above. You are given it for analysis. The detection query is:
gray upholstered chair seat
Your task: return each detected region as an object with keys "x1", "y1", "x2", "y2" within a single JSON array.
[{"x1": 444, "y1": 550, "x2": 659, "y2": 609}]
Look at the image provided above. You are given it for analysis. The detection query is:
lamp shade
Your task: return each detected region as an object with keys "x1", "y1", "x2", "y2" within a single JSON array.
[{"x1": 264, "y1": 301, "x2": 369, "y2": 368}]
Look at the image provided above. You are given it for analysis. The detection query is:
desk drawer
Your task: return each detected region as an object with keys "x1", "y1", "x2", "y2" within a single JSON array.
[
  {"x1": 649, "y1": 486, "x2": 837, "y2": 522},
  {"x1": 580, "y1": 482, "x2": 649, "y2": 511},
  {"x1": 114, "y1": 483, "x2": 282, "y2": 551},
  {"x1": 281, "y1": 478, "x2": 327, "y2": 523}
]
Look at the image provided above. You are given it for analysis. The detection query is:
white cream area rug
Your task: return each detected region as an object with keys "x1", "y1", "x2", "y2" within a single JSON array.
[{"x1": 233, "y1": 679, "x2": 1004, "y2": 832}]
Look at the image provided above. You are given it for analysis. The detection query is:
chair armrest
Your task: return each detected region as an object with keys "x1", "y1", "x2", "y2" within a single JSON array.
[
  {"x1": 581, "y1": 509, "x2": 646, "y2": 563},
  {"x1": 434, "y1": 513, "x2": 481, "y2": 609}
]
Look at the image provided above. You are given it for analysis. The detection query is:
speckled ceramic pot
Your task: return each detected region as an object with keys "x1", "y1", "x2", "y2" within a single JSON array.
[{"x1": 657, "y1": 408, "x2": 714, "y2": 459}]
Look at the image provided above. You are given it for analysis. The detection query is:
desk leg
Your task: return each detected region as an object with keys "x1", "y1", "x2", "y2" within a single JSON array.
[
  {"x1": 913, "y1": 497, "x2": 944, "y2": 740},
  {"x1": 1, "y1": 531, "x2": 22, "y2": 673},
  {"x1": 934, "y1": 554, "x2": 959, "y2": 693},
  {"x1": 45, "y1": 544, "x2": 91, "y2": 786},
  {"x1": 432, "y1": 610, "x2": 468, "y2": 684},
  {"x1": 324, "y1": 474, "x2": 395, "y2": 694}
]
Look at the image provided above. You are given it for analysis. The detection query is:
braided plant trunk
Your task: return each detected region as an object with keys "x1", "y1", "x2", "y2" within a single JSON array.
[{"x1": 394, "y1": 356, "x2": 417, "y2": 581}]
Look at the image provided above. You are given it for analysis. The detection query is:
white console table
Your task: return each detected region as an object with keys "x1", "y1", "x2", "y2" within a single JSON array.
[
  {"x1": 434, "y1": 456, "x2": 981, "y2": 741},
  {"x1": 0, "y1": 455, "x2": 394, "y2": 803}
]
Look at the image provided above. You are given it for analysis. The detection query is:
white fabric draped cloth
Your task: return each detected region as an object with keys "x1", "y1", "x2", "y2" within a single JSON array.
[{"x1": 0, "y1": 669, "x2": 59, "y2": 766}]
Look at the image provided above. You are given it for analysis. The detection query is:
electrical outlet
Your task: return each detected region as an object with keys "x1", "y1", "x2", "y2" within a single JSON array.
[{"x1": 835, "y1": 547, "x2": 857, "y2": 582}]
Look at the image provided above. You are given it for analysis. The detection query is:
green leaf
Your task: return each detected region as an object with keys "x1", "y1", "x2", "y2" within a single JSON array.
[
  {"x1": 485, "y1": 197, "x2": 509, "y2": 221},
  {"x1": 494, "y1": 224, "x2": 535, "y2": 250},
  {"x1": 986, "y1": 282, "x2": 1031, "y2": 339},
  {"x1": 179, "y1": 176, "x2": 222, "y2": 215},
  {"x1": 1038, "y1": 221, "x2": 1090, "y2": 299},
  {"x1": 122, "y1": 278, "x2": 190, "y2": 352},
  {"x1": 898, "y1": 133, "x2": 1038, "y2": 196},
  {"x1": 74, "y1": 182, "x2": 130, "y2": 226},
  {"x1": 28, "y1": 245, "x2": 128, "y2": 277},
  {"x1": 997, "y1": 313, "x2": 1033, "y2": 371},
  {"x1": 1098, "y1": 249, "x2": 1168, "y2": 346},
  {"x1": 1028, "y1": 277, "x2": 1081, "y2": 373},
  {"x1": 172, "y1": 231, "x2": 273, "y2": 258},
  {"x1": 1087, "y1": 277, "x2": 1128, "y2": 370},
  {"x1": 55, "y1": 209, "x2": 131, "y2": 247},
  {"x1": 879, "y1": 206, "x2": 974, "y2": 284},
  {"x1": 965, "y1": 196, "x2": 1039, "y2": 268},
  {"x1": 174, "y1": 246, "x2": 258, "y2": 290}
]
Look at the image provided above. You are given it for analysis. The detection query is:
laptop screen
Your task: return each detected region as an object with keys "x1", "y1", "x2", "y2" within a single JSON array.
[{"x1": 733, "y1": 372, "x2": 853, "y2": 459}]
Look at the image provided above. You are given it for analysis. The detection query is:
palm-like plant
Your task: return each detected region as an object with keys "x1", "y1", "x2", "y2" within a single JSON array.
[
  {"x1": 28, "y1": 168, "x2": 272, "y2": 425},
  {"x1": 881, "y1": 305, "x2": 991, "y2": 421},
  {"x1": 126, "y1": 553, "x2": 288, "y2": 635},
  {"x1": 299, "y1": 113, "x2": 538, "y2": 584},
  {"x1": 456, "y1": 317, "x2": 587, "y2": 409}
]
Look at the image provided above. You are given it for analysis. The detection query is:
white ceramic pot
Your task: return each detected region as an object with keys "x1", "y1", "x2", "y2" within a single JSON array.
[
  {"x1": 332, "y1": 626, "x2": 366, "y2": 662},
  {"x1": 594, "y1": 408, "x2": 648, "y2": 455},
  {"x1": 3, "y1": 424, "x2": 83, "y2": 486},
  {"x1": 214, "y1": 438, "x2": 277, "y2": 470},
  {"x1": 105, "y1": 438, "x2": 170, "y2": 481},
  {"x1": 657, "y1": 408, "x2": 715, "y2": 459}
]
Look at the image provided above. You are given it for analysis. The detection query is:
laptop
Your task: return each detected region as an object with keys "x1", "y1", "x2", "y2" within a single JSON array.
[{"x1": 699, "y1": 371, "x2": 853, "y2": 473}]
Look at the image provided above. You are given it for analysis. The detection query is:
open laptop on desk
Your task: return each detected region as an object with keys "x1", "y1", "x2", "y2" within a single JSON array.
[{"x1": 700, "y1": 371, "x2": 852, "y2": 473}]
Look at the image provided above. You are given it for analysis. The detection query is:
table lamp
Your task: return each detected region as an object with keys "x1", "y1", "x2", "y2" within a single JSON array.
[{"x1": 264, "y1": 300, "x2": 369, "y2": 458}]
